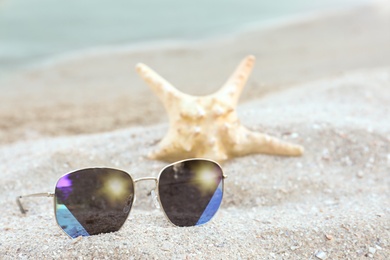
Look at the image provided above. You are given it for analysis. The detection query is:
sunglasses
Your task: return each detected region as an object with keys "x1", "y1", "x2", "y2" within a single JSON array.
[{"x1": 17, "y1": 158, "x2": 226, "y2": 239}]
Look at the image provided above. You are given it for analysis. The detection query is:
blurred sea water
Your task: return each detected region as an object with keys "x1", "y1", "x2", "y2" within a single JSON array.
[{"x1": 0, "y1": 0, "x2": 373, "y2": 73}]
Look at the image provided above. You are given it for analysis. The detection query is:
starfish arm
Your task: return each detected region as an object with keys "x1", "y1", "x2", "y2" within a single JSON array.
[
  {"x1": 150, "y1": 139, "x2": 229, "y2": 163},
  {"x1": 149, "y1": 145, "x2": 179, "y2": 161},
  {"x1": 149, "y1": 138, "x2": 181, "y2": 161},
  {"x1": 136, "y1": 63, "x2": 183, "y2": 105},
  {"x1": 215, "y1": 55, "x2": 255, "y2": 105},
  {"x1": 232, "y1": 127, "x2": 304, "y2": 157}
]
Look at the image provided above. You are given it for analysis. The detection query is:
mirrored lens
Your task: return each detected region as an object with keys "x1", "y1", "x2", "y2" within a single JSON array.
[
  {"x1": 55, "y1": 168, "x2": 134, "y2": 238},
  {"x1": 158, "y1": 159, "x2": 224, "y2": 226}
]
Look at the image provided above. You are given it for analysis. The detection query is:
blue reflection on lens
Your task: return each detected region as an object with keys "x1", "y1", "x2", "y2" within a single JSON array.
[
  {"x1": 196, "y1": 180, "x2": 223, "y2": 225},
  {"x1": 56, "y1": 203, "x2": 89, "y2": 238}
]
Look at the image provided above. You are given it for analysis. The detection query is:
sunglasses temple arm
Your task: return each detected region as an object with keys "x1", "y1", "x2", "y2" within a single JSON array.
[{"x1": 16, "y1": 192, "x2": 54, "y2": 214}]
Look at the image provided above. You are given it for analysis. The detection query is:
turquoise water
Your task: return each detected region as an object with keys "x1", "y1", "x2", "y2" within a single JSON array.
[{"x1": 0, "y1": 0, "x2": 371, "y2": 72}]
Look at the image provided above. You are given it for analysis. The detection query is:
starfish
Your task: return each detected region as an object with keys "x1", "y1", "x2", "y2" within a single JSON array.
[{"x1": 135, "y1": 55, "x2": 304, "y2": 162}]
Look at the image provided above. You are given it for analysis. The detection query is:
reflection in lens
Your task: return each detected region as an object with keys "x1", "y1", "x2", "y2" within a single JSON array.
[
  {"x1": 55, "y1": 168, "x2": 134, "y2": 238},
  {"x1": 158, "y1": 159, "x2": 224, "y2": 226}
]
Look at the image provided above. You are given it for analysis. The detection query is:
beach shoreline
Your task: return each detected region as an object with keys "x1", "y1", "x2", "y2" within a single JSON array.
[{"x1": 0, "y1": 0, "x2": 378, "y2": 76}]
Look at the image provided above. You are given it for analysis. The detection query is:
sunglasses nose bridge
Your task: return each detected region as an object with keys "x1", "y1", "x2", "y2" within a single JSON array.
[
  {"x1": 134, "y1": 177, "x2": 158, "y2": 184},
  {"x1": 133, "y1": 177, "x2": 161, "y2": 209}
]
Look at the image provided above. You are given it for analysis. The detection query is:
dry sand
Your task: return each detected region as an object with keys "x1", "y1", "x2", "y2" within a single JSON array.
[{"x1": 1, "y1": 3, "x2": 389, "y2": 259}]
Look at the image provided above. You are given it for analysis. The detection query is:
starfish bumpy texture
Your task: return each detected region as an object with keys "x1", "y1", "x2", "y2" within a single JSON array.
[{"x1": 136, "y1": 55, "x2": 304, "y2": 162}]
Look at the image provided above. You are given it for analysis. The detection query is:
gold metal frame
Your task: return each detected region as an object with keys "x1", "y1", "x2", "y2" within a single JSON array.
[
  {"x1": 17, "y1": 192, "x2": 54, "y2": 214},
  {"x1": 16, "y1": 158, "x2": 227, "y2": 238}
]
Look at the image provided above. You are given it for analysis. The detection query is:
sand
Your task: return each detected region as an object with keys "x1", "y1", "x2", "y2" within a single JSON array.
[{"x1": 1, "y1": 3, "x2": 389, "y2": 259}]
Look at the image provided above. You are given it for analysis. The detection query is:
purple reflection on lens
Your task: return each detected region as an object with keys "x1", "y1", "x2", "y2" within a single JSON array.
[
  {"x1": 56, "y1": 174, "x2": 73, "y2": 200},
  {"x1": 57, "y1": 174, "x2": 72, "y2": 187}
]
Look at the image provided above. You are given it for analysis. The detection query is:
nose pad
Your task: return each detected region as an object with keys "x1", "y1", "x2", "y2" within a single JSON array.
[{"x1": 150, "y1": 189, "x2": 160, "y2": 209}]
